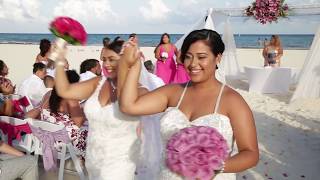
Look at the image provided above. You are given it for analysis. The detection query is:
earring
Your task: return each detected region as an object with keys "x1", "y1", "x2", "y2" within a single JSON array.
[{"x1": 216, "y1": 62, "x2": 220, "y2": 69}]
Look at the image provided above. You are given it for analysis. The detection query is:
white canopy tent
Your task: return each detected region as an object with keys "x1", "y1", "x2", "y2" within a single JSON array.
[
  {"x1": 175, "y1": 8, "x2": 241, "y2": 83},
  {"x1": 291, "y1": 26, "x2": 320, "y2": 101}
]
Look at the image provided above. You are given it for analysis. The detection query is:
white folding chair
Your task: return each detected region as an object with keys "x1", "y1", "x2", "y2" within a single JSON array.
[
  {"x1": 10, "y1": 94, "x2": 34, "y2": 112},
  {"x1": 0, "y1": 116, "x2": 33, "y2": 154},
  {"x1": 26, "y1": 118, "x2": 86, "y2": 180}
]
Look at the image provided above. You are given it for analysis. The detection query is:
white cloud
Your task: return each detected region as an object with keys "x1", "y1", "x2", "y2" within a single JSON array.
[
  {"x1": 139, "y1": 0, "x2": 171, "y2": 21},
  {"x1": 53, "y1": 0, "x2": 118, "y2": 22},
  {"x1": 0, "y1": 0, "x2": 41, "y2": 21}
]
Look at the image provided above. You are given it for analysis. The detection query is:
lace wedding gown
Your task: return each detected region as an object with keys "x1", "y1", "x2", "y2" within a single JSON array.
[
  {"x1": 159, "y1": 83, "x2": 236, "y2": 180},
  {"x1": 84, "y1": 77, "x2": 140, "y2": 180}
]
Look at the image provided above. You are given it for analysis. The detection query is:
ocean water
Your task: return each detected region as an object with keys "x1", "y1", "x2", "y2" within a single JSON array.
[{"x1": 0, "y1": 33, "x2": 314, "y2": 49}]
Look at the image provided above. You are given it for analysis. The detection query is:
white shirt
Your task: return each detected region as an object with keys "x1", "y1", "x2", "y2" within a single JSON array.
[
  {"x1": 46, "y1": 68, "x2": 55, "y2": 78},
  {"x1": 80, "y1": 71, "x2": 97, "y2": 82},
  {"x1": 18, "y1": 74, "x2": 47, "y2": 107}
]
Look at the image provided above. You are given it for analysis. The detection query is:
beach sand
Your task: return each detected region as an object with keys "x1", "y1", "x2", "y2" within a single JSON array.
[{"x1": 0, "y1": 44, "x2": 319, "y2": 180}]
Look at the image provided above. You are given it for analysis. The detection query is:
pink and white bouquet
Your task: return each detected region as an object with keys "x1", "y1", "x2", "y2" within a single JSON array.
[
  {"x1": 49, "y1": 16, "x2": 87, "y2": 45},
  {"x1": 160, "y1": 52, "x2": 169, "y2": 62},
  {"x1": 166, "y1": 126, "x2": 229, "y2": 180},
  {"x1": 48, "y1": 16, "x2": 87, "y2": 61},
  {"x1": 245, "y1": 0, "x2": 289, "y2": 24}
]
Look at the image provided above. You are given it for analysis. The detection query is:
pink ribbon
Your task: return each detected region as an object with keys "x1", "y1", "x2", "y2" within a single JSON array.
[
  {"x1": 0, "y1": 121, "x2": 32, "y2": 145},
  {"x1": 12, "y1": 96, "x2": 30, "y2": 118}
]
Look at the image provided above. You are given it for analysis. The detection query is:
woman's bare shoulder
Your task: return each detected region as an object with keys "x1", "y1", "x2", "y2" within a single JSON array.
[{"x1": 223, "y1": 86, "x2": 248, "y2": 107}]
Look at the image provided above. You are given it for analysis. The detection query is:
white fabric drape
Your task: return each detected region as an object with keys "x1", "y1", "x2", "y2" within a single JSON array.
[
  {"x1": 220, "y1": 18, "x2": 241, "y2": 78},
  {"x1": 291, "y1": 26, "x2": 320, "y2": 101},
  {"x1": 174, "y1": 9, "x2": 240, "y2": 83},
  {"x1": 136, "y1": 62, "x2": 164, "y2": 180}
]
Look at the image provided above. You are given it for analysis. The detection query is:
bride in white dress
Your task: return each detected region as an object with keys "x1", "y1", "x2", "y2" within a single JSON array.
[
  {"x1": 118, "y1": 29, "x2": 259, "y2": 179},
  {"x1": 52, "y1": 37, "x2": 147, "y2": 180}
]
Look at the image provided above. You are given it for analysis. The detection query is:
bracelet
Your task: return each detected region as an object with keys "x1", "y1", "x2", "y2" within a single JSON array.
[
  {"x1": 55, "y1": 60, "x2": 66, "y2": 67},
  {"x1": 215, "y1": 161, "x2": 225, "y2": 174}
]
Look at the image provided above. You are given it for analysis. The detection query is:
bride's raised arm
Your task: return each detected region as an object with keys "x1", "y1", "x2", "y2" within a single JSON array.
[
  {"x1": 52, "y1": 44, "x2": 99, "y2": 100},
  {"x1": 118, "y1": 43, "x2": 171, "y2": 116}
]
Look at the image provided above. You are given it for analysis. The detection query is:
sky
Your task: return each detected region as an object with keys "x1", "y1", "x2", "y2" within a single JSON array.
[{"x1": 0, "y1": 0, "x2": 319, "y2": 34}]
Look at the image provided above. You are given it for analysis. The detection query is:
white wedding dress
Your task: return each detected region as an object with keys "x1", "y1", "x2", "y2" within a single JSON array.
[
  {"x1": 84, "y1": 77, "x2": 140, "y2": 180},
  {"x1": 159, "y1": 83, "x2": 236, "y2": 180}
]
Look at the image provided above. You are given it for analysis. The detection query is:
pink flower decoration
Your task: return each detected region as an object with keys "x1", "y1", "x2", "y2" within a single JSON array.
[
  {"x1": 49, "y1": 16, "x2": 87, "y2": 45},
  {"x1": 245, "y1": 0, "x2": 289, "y2": 24},
  {"x1": 166, "y1": 126, "x2": 229, "y2": 180}
]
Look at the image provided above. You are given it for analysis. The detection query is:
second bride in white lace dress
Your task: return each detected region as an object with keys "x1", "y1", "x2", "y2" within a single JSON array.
[
  {"x1": 53, "y1": 37, "x2": 147, "y2": 180},
  {"x1": 118, "y1": 29, "x2": 259, "y2": 179}
]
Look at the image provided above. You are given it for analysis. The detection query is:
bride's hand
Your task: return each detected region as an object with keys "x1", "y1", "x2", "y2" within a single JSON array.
[
  {"x1": 49, "y1": 41, "x2": 68, "y2": 66},
  {"x1": 120, "y1": 41, "x2": 140, "y2": 67}
]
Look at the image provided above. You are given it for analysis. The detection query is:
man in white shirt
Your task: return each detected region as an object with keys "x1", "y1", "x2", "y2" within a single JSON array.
[
  {"x1": 18, "y1": 63, "x2": 47, "y2": 107},
  {"x1": 79, "y1": 59, "x2": 101, "y2": 82}
]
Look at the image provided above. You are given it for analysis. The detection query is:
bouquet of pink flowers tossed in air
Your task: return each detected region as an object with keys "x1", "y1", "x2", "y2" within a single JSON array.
[
  {"x1": 49, "y1": 16, "x2": 87, "y2": 60},
  {"x1": 166, "y1": 126, "x2": 229, "y2": 180}
]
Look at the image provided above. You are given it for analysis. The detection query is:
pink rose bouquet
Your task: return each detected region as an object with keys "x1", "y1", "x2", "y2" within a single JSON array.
[
  {"x1": 166, "y1": 126, "x2": 229, "y2": 180},
  {"x1": 48, "y1": 16, "x2": 87, "y2": 61},
  {"x1": 245, "y1": 0, "x2": 289, "y2": 24},
  {"x1": 49, "y1": 16, "x2": 87, "y2": 45}
]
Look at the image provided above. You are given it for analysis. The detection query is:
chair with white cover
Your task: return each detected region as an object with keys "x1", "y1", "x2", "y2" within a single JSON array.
[
  {"x1": 26, "y1": 118, "x2": 86, "y2": 180},
  {"x1": 0, "y1": 116, "x2": 33, "y2": 154},
  {"x1": 244, "y1": 66, "x2": 291, "y2": 94}
]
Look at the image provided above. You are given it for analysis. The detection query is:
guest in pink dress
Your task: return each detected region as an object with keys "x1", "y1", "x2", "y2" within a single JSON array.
[
  {"x1": 154, "y1": 33, "x2": 178, "y2": 84},
  {"x1": 173, "y1": 51, "x2": 190, "y2": 83}
]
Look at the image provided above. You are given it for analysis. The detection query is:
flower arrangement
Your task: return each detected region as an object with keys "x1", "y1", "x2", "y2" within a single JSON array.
[
  {"x1": 48, "y1": 16, "x2": 87, "y2": 61},
  {"x1": 49, "y1": 16, "x2": 87, "y2": 45},
  {"x1": 161, "y1": 52, "x2": 169, "y2": 62},
  {"x1": 245, "y1": 0, "x2": 289, "y2": 24},
  {"x1": 166, "y1": 126, "x2": 229, "y2": 180}
]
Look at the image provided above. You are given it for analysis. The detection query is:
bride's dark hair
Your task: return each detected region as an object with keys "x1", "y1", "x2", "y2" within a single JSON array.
[
  {"x1": 107, "y1": 36, "x2": 125, "y2": 54},
  {"x1": 180, "y1": 29, "x2": 225, "y2": 63}
]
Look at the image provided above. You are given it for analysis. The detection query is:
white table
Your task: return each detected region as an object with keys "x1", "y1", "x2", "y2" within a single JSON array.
[{"x1": 244, "y1": 66, "x2": 292, "y2": 94}]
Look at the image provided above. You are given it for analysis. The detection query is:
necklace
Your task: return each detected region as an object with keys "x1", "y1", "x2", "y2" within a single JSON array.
[{"x1": 109, "y1": 79, "x2": 117, "y2": 93}]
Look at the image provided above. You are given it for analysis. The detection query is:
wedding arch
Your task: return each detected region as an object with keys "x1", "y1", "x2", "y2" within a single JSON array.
[
  {"x1": 175, "y1": 3, "x2": 320, "y2": 99},
  {"x1": 175, "y1": 8, "x2": 241, "y2": 83}
]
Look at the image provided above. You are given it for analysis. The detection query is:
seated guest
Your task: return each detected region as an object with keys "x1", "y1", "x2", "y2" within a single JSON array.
[
  {"x1": 18, "y1": 63, "x2": 47, "y2": 107},
  {"x1": 79, "y1": 59, "x2": 101, "y2": 81},
  {"x1": 144, "y1": 60, "x2": 154, "y2": 73},
  {"x1": 100, "y1": 37, "x2": 110, "y2": 61},
  {"x1": 0, "y1": 93, "x2": 13, "y2": 116},
  {"x1": 46, "y1": 59, "x2": 55, "y2": 77},
  {"x1": 263, "y1": 35, "x2": 283, "y2": 67},
  {"x1": 0, "y1": 60, "x2": 15, "y2": 94},
  {"x1": 0, "y1": 141, "x2": 38, "y2": 180},
  {"x1": 26, "y1": 70, "x2": 88, "y2": 160},
  {"x1": 35, "y1": 39, "x2": 51, "y2": 65},
  {"x1": 43, "y1": 75, "x2": 55, "y2": 90}
]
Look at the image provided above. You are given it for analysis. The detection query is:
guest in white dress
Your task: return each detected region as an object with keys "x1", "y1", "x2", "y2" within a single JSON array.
[
  {"x1": 118, "y1": 29, "x2": 259, "y2": 179},
  {"x1": 51, "y1": 37, "x2": 148, "y2": 180},
  {"x1": 79, "y1": 59, "x2": 101, "y2": 82},
  {"x1": 18, "y1": 63, "x2": 47, "y2": 107}
]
